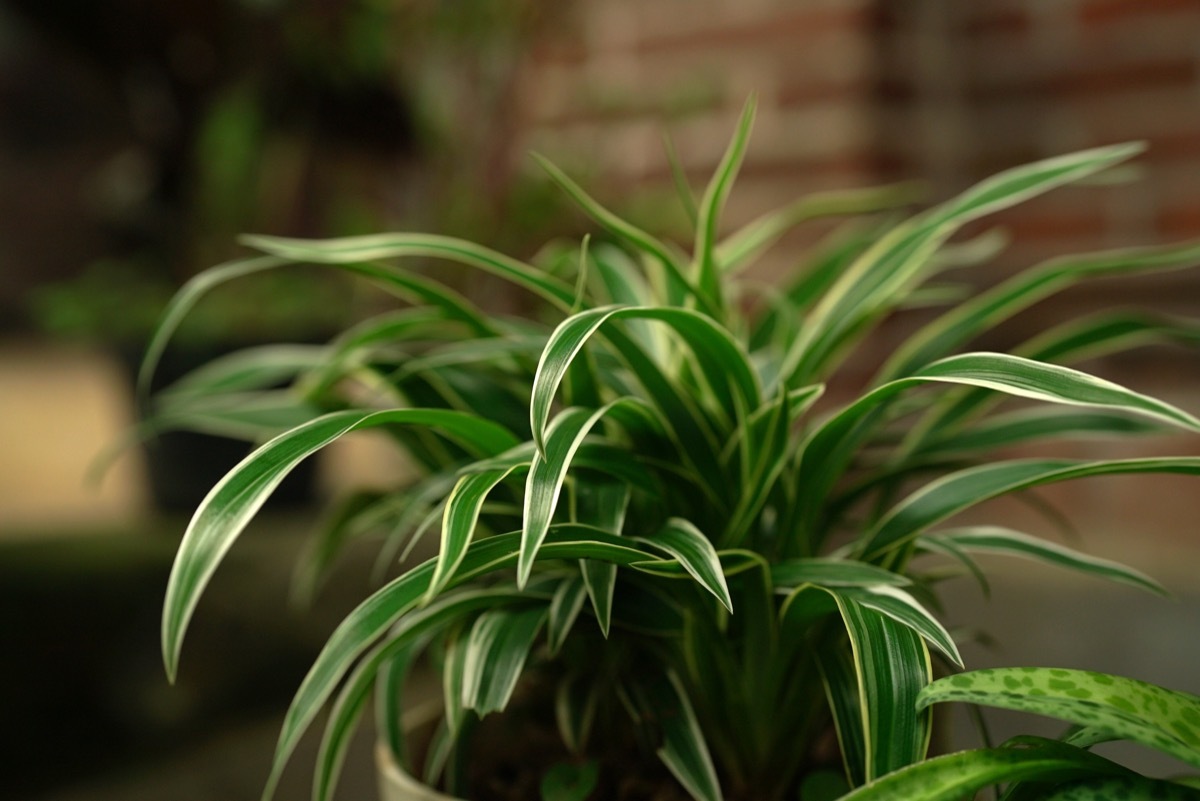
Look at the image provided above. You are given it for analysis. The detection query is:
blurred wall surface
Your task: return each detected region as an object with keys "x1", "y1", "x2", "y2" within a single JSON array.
[{"x1": 512, "y1": 0, "x2": 1200, "y2": 290}]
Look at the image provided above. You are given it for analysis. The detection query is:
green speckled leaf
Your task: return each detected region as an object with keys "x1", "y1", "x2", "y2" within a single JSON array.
[
  {"x1": 1034, "y1": 775, "x2": 1200, "y2": 800},
  {"x1": 839, "y1": 736, "x2": 1129, "y2": 801},
  {"x1": 919, "y1": 668, "x2": 1200, "y2": 769}
]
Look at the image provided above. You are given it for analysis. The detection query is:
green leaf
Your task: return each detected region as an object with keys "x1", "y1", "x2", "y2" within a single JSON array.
[
  {"x1": 842, "y1": 585, "x2": 961, "y2": 667},
  {"x1": 243, "y1": 232, "x2": 577, "y2": 311},
  {"x1": 717, "y1": 181, "x2": 922, "y2": 274},
  {"x1": 138, "y1": 255, "x2": 285, "y2": 398},
  {"x1": 158, "y1": 344, "x2": 328, "y2": 399},
  {"x1": 771, "y1": 558, "x2": 911, "y2": 590},
  {"x1": 521, "y1": 403, "x2": 643, "y2": 587},
  {"x1": 441, "y1": 630, "x2": 469, "y2": 735},
  {"x1": 461, "y1": 605, "x2": 549, "y2": 716},
  {"x1": 556, "y1": 670, "x2": 599, "y2": 754},
  {"x1": 916, "y1": 407, "x2": 1165, "y2": 459},
  {"x1": 540, "y1": 760, "x2": 600, "y2": 801},
  {"x1": 779, "y1": 142, "x2": 1144, "y2": 385},
  {"x1": 648, "y1": 672, "x2": 724, "y2": 801},
  {"x1": 879, "y1": 238, "x2": 1200, "y2": 382},
  {"x1": 1032, "y1": 775, "x2": 1200, "y2": 800},
  {"x1": 314, "y1": 637, "x2": 423, "y2": 801},
  {"x1": 794, "y1": 352, "x2": 1200, "y2": 549},
  {"x1": 532, "y1": 154, "x2": 709, "y2": 314},
  {"x1": 861, "y1": 457, "x2": 1200, "y2": 564},
  {"x1": 932, "y1": 526, "x2": 1167, "y2": 597},
  {"x1": 547, "y1": 573, "x2": 588, "y2": 655},
  {"x1": 916, "y1": 353, "x2": 1200, "y2": 431},
  {"x1": 530, "y1": 305, "x2": 760, "y2": 457},
  {"x1": 426, "y1": 465, "x2": 525, "y2": 603},
  {"x1": 264, "y1": 527, "x2": 665, "y2": 794},
  {"x1": 693, "y1": 95, "x2": 755, "y2": 312},
  {"x1": 832, "y1": 593, "x2": 933, "y2": 782},
  {"x1": 837, "y1": 736, "x2": 1131, "y2": 801},
  {"x1": 576, "y1": 481, "x2": 631, "y2": 638},
  {"x1": 162, "y1": 408, "x2": 520, "y2": 681},
  {"x1": 918, "y1": 668, "x2": 1200, "y2": 770},
  {"x1": 636, "y1": 518, "x2": 733, "y2": 612}
]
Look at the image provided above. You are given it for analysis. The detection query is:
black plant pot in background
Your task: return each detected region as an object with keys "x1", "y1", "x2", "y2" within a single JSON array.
[{"x1": 118, "y1": 342, "x2": 319, "y2": 514}]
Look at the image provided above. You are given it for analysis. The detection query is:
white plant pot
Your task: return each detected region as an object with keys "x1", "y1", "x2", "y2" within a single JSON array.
[
  {"x1": 376, "y1": 701, "x2": 465, "y2": 801},
  {"x1": 375, "y1": 741, "x2": 464, "y2": 801}
]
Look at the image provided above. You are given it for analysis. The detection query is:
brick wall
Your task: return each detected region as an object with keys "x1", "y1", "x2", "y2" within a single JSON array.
[{"x1": 512, "y1": 0, "x2": 1200, "y2": 300}]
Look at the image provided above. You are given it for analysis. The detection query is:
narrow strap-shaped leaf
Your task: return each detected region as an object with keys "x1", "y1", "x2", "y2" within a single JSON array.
[
  {"x1": 162, "y1": 408, "x2": 520, "y2": 680},
  {"x1": 833, "y1": 592, "x2": 933, "y2": 782},
  {"x1": 723, "y1": 389, "x2": 792, "y2": 547},
  {"x1": 580, "y1": 560, "x2": 617, "y2": 638},
  {"x1": 916, "y1": 407, "x2": 1165, "y2": 460},
  {"x1": 919, "y1": 668, "x2": 1200, "y2": 769},
  {"x1": 461, "y1": 605, "x2": 550, "y2": 716},
  {"x1": 138, "y1": 255, "x2": 285, "y2": 398},
  {"x1": 425, "y1": 464, "x2": 525, "y2": 603},
  {"x1": 636, "y1": 518, "x2": 733, "y2": 612},
  {"x1": 878, "y1": 238, "x2": 1200, "y2": 382},
  {"x1": 556, "y1": 670, "x2": 600, "y2": 754},
  {"x1": 693, "y1": 95, "x2": 755, "y2": 313},
  {"x1": 243, "y1": 231, "x2": 577, "y2": 311},
  {"x1": 521, "y1": 403, "x2": 644, "y2": 587},
  {"x1": 779, "y1": 143, "x2": 1143, "y2": 386},
  {"x1": 917, "y1": 353, "x2": 1200, "y2": 430},
  {"x1": 837, "y1": 736, "x2": 1132, "y2": 801},
  {"x1": 263, "y1": 528, "x2": 659, "y2": 800},
  {"x1": 441, "y1": 630, "x2": 468, "y2": 736},
  {"x1": 531, "y1": 305, "x2": 760, "y2": 456},
  {"x1": 598, "y1": 324, "x2": 730, "y2": 508},
  {"x1": 547, "y1": 573, "x2": 589, "y2": 655},
  {"x1": 643, "y1": 672, "x2": 724, "y2": 801},
  {"x1": 314, "y1": 637, "x2": 423, "y2": 801},
  {"x1": 816, "y1": 643, "x2": 868, "y2": 787},
  {"x1": 903, "y1": 311, "x2": 1200, "y2": 456},
  {"x1": 157, "y1": 344, "x2": 329, "y2": 399},
  {"x1": 717, "y1": 182, "x2": 922, "y2": 273},
  {"x1": 273, "y1": 585, "x2": 534, "y2": 799},
  {"x1": 576, "y1": 481, "x2": 631, "y2": 638},
  {"x1": 772, "y1": 559, "x2": 911, "y2": 589},
  {"x1": 862, "y1": 457, "x2": 1200, "y2": 563},
  {"x1": 933, "y1": 526, "x2": 1167, "y2": 596},
  {"x1": 532, "y1": 153, "x2": 711, "y2": 315},
  {"x1": 794, "y1": 352, "x2": 1200, "y2": 548},
  {"x1": 841, "y1": 585, "x2": 962, "y2": 668}
]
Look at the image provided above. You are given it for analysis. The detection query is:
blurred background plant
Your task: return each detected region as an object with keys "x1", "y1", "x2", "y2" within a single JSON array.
[{"x1": 13, "y1": 0, "x2": 579, "y2": 349}]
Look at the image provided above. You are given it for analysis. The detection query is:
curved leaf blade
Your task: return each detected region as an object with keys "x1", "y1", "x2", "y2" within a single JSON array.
[
  {"x1": 243, "y1": 232, "x2": 576, "y2": 311},
  {"x1": 461, "y1": 605, "x2": 549, "y2": 716},
  {"x1": 838, "y1": 736, "x2": 1131, "y2": 801},
  {"x1": 934, "y1": 526, "x2": 1167, "y2": 597},
  {"x1": 862, "y1": 457, "x2": 1200, "y2": 563},
  {"x1": 162, "y1": 408, "x2": 520, "y2": 680},
  {"x1": 637, "y1": 518, "x2": 732, "y2": 613},
  {"x1": 919, "y1": 668, "x2": 1200, "y2": 770},
  {"x1": 531, "y1": 305, "x2": 760, "y2": 456}
]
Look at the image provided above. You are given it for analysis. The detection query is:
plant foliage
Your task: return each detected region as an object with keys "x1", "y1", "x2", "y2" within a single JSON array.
[{"x1": 155, "y1": 98, "x2": 1200, "y2": 800}]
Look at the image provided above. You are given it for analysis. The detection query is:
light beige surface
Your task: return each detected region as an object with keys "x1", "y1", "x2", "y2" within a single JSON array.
[
  {"x1": 0, "y1": 341, "x2": 145, "y2": 529},
  {"x1": 0, "y1": 339, "x2": 412, "y2": 534}
]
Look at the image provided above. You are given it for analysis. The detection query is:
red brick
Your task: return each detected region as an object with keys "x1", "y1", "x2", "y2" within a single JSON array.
[
  {"x1": 1157, "y1": 204, "x2": 1200, "y2": 238},
  {"x1": 632, "y1": 7, "x2": 870, "y2": 56},
  {"x1": 967, "y1": 59, "x2": 1198, "y2": 102},
  {"x1": 1080, "y1": 0, "x2": 1200, "y2": 26},
  {"x1": 962, "y1": 7, "x2": 1033, "y2": 37}
]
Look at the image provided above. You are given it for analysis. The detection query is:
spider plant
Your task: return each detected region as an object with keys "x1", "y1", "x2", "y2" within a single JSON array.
[{"x1": 153, "y1": 97, "x2": 1200, "y2": 800}]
